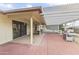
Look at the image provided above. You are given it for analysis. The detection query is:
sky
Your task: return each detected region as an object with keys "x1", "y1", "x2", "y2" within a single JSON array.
[
  {"x1": 0, "y1": 0, "x2": 79, "y2": 11},
  {"x1": 0, "y1": 3, "x2": 50, "y2": 11}
]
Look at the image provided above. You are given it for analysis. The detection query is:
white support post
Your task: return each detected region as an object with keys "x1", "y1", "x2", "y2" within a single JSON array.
[{"x1": 30, "y1": 17, "x2": 33, "y2": 44}]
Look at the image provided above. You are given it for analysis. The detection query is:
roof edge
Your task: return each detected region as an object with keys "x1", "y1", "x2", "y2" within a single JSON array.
[{"x1": 3, "y1": 6, "x2": 42, "y2": 14}]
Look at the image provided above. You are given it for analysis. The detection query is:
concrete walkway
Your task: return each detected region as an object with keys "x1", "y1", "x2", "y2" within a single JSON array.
[
  {"x1": 45, "y1": 33, "x2": 79, "y2": 55},
  {"x1": 0, "y1": 33, "x2": 79, "y2": 55}
]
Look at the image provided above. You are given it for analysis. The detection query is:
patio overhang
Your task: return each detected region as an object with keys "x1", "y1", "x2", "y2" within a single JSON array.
[{"x1": 6, "y1": 11, "x2": 44, "y2": 24}]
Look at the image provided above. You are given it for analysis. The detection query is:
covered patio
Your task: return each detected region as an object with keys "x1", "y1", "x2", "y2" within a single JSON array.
[{"x1": 5, "y1": 7, "x2": 45, "y2": 45}]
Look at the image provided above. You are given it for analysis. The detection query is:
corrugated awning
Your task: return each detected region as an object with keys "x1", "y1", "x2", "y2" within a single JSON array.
[{"x1": 42, "y1": 3, "x2": 79, "y2": 25}]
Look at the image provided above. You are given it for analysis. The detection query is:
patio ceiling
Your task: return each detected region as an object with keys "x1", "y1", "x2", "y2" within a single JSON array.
[
  {"x1": 4, "y1": 7, "x2": 45, "y2": 25},
  {"x1": 42, "y1": 3, "x2": 79, "y2": 25},
  {"x1": 6, "y1": 11, "x2": 44, "y2": 24}
]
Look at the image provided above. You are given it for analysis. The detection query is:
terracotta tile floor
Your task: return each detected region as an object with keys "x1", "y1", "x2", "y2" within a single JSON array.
[{"x1": 0, "y1": 33, "x2": 79, "y2": 55}]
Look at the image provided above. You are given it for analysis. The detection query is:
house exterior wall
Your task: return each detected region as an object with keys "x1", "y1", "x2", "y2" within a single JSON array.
[
  {"x1": 0, "y1": 13, "x2": 12, "y2": 44},
  {"x1": 0, "y1": 13, "x2": 31, "y2": 44},
  {"x1": 27, "y1": 24, "x2": 30, "y2": 35},
  {"x1": 46, "y1": 25, "x2": 59, "y2": 30}
]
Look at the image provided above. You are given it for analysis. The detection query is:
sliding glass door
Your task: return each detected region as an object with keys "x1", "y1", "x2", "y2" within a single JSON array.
[{"x1": 12, "y1": 20, "x2": 27, "y2": 39}]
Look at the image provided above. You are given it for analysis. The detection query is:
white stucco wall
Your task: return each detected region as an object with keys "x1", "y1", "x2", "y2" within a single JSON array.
[
  {"x1": 27, "y1": 24, "x2": 30, "y2": 35},
  {"x1": 0, "y1": 13, "x2": 31, "y2": 44},
  {"x1": 46, "y1": 25, "x2": 59, "y2": 30},
  {"x1": 0, "y1": 13, "x2": 12, "y2": 44}
]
